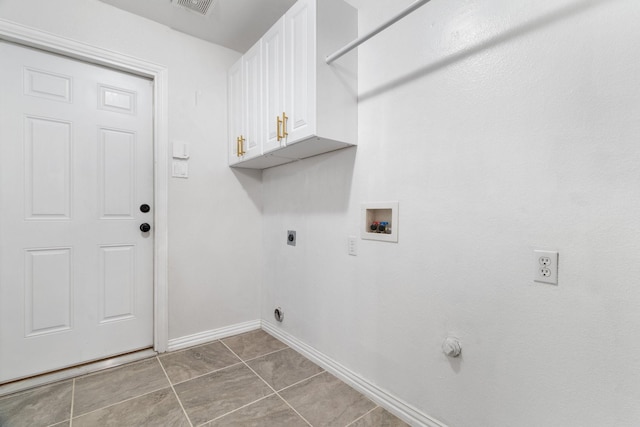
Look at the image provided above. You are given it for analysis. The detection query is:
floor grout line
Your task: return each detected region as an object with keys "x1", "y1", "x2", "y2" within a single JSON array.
[
  {"x1": 67, "y1": 355, "x2": 158, "y2": 384},
  {"x1": 158, "y1": 339, "x2": 225, "y2": 359},
  {"x1": 157, "y1": 355, "x2": 194, "y2": 427},
  {"x1": 70, "y1": 384, "x2": 171, "y2": 420},
  {"x1": 344, "y1": 405, "x2": 378, "y2": 426},
  {"x1": 276, "y1": 370, "x2": 326, "y2": 393},
  {"x1": 195, "y1": 392, "x2": 277, "y2": 427},
  {"x1": 169, "y1": 360, "x2": 244, "y2": 387},
  {"x1": 0, "y1": 378, "x2": 72, "y2": 402},
  {"x1": 69, "y1": 378, "x2": 75, "y2": 426},
  {"x1": 241, "y1": 345, "x2": 289, "y2": 363},
  {"x1": 219, "y1": 340, "x2": 313, "y2": 427},
  {"x1": 275, "y1": 393, "x2": 314, "y2": 427}
]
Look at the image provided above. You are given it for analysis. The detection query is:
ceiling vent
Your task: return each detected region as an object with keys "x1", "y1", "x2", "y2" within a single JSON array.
[{"x1": 173, "y1": 0, "x2": 214, "y2": 16}]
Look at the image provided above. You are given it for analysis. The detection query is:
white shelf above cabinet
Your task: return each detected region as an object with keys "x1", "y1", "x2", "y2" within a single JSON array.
[{"x1": 228, "y1": 0, "x2": 357, "y2": 170}]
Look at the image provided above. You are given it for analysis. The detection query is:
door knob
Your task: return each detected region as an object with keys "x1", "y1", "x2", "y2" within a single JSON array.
[
  {"x1": 140, "y1": 223, "x2": 151, "y2": 232},
  {"x1": 140, "y1": 204, "x2": 150, "y2": 213}
]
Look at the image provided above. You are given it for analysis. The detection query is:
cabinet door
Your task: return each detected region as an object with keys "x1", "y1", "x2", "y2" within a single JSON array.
[
  {"x1": 262, "y1": 17, "x2": 286, "y2": 154},
  {"x1": 242, "y1": 41, "x2": 262, "y2": 160},
  {"x1": 227, "y1": 57, "x2": 243, "y2": 165},
  {"x1": 285, "y1": 0, "x2": 316, "y2": 144}
]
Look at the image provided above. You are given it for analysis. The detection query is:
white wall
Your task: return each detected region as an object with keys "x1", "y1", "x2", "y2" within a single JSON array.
[
  {"x1": 262, "y1": 0, "x2": 640, "y2": 426},
  {"x1": 4, "y1": 0, "x2": 640, "y2": 425},
  {"x1": 0, "y1": 0, "x2": 263, "y2": 340}
]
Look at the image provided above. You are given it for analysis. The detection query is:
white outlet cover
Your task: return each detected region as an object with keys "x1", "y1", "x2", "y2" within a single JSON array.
[
  {"x1": 533, "y1": 250, "x2": 558, "y2": 285},
  {"x1": 347, "y1": 236, "x2": 357, "y2": 256}
]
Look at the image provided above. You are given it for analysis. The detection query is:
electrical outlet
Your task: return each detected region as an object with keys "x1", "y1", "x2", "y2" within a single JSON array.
[
  {"x1": 347, "y1": 236, "x2": 357, "y2": 256},
  {"x1": 534, "y1": 250, "x2": 558, "y2": 285}
]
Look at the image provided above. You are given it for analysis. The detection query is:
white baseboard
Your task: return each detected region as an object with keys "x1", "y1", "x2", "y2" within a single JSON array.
[
  {"x1": 167, "y1": 320, "x2": 261, "y2": 352},
  {"x1": 262, "y1": 321, "x2": 447, "y2": 427}
]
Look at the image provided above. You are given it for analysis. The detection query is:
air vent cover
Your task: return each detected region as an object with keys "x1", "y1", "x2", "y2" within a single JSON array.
[{"x1": 173, "y1": 0, "x2": 214, "y2": 16}]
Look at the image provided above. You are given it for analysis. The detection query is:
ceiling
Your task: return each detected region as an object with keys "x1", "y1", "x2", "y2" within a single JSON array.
[{"x1": 99, "y1": 0, "x2": 298, "y2": 53}]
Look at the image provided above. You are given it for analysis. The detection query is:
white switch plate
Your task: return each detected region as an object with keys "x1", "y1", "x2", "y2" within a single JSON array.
[
  {"x1": 172, "y1": 160, "x2": 188, "y2": 178},
  {"x1": 172, "y1": 141, "x2": 190, "y2": 159},
  {"x1": 533, "y1": 250, "x2": 558, "y2": 285},
  {"x1": 347, "y1": 236, "x2": 357, "y2": 256}
]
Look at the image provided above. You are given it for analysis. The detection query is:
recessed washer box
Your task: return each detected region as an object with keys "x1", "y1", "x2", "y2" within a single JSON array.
[{"x1": 361, "y1": 202, "x2": 398, "y2": 242}]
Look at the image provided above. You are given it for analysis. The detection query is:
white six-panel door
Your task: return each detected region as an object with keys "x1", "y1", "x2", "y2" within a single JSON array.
[{"x1": 0, "y1": 41, "x2": 154, "y2": 383}]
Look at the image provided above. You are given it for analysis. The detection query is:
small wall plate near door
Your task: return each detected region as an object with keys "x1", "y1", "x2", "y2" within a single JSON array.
[{"x1": 172, "y1": 160, "x2": 188, "y2": 178}]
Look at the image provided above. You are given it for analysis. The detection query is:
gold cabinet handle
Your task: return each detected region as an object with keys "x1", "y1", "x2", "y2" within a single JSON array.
[
  {"x1": 236, "y1": 136, "x2": 240, "y2": 157},
  {"x1": 239, "y1": 135, "x2": 246, "y2": 156},
  {"x1": 277, "y1": 116, "x2": 283, "y2": 141},
  {"x1": 282, "y1": 112, "x2": 288, "y2": 138}
]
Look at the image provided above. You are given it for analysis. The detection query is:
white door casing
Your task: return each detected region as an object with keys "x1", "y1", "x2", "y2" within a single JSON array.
[{"x1": 0, "y1": 19, "x2": 169, "y2": 379}]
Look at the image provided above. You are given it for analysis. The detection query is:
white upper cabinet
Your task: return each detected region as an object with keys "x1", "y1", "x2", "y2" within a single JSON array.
[
  {"x1": 227, "y1": 57, "x2": 243, "y2": 165},
  {"x1": 228, "y1": 41, "x2": 262, "y2": 165},
  {"x1": 284, "y1": 0, "x2": 315, "y2": 144},
  {"x1": 241, "y1": 40, "x2": 262, "y2": 161},
  {"x1": 262, "y1": 16, "x2": 286, "y2": 155},
  {"x1": 228, "y1": 0, "x2": 357, "y2": 169}
]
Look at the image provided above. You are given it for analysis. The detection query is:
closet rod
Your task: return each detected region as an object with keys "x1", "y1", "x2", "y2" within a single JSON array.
[{"x1": 325, "y1": 0, "x2": 431, "y2": 64}]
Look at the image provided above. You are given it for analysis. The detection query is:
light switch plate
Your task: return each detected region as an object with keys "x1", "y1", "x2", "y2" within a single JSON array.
[
  {"x1": 172, "y1": 160, "x2": 188, "y2": 178},
  {"x1": 172, "y1": 141, "x2": 190, "y2": 159}
]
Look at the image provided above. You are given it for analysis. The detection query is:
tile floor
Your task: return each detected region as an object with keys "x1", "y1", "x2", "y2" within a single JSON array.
[{"x1": 0, "y1": 329, "x2": 410, "y2": 427}]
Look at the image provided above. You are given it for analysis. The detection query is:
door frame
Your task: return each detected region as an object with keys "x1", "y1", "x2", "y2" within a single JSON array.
[{"x1": 0, "y1": 19, "x2": 169, "y2": 353}]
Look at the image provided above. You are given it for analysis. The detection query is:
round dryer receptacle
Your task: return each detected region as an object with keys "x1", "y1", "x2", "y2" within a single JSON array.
[{"x1": 274, "y1": 307, "x2": 284, "y2": 322}]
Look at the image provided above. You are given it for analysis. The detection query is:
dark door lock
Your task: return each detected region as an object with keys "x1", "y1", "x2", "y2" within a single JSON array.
[
  {"x1": 140, "y1": 223, "x2": 151, "y2": 232},
  {"x1": 140, "y1": 204, "x2": 151, "y2": 213}
]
